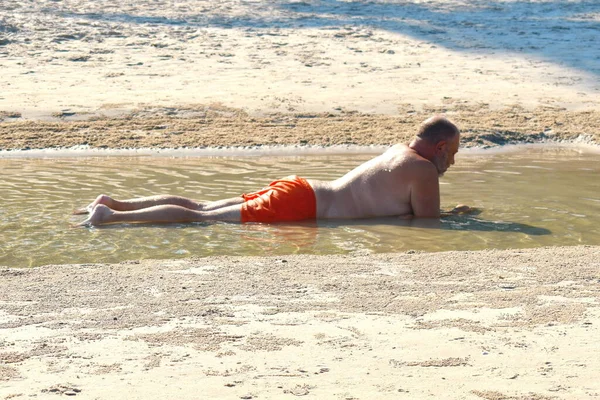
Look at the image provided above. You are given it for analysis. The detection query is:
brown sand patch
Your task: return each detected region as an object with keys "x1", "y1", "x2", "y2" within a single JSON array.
[
  {"x1": 126, "y1": 328, "x2": 243, "y2": 351},
  {"x1": 238, "y1": 333, "x2": 303, "y2": 351},
  {"x1": 391, "y1": 357, "x2": 470, "y2": 367},
  {"x1": 40, "y1": 384, "x2": 82, "y2": 396},
  {"x1": 498, "y1": 303, "x2": 588, "y2": 327},
  {"x1": 92, "y1": 363, "x2": 122, "y2": 375},
  {"x1": 412, "y1": 318, "x2": 495, "y2": 334},
  {"x1": 0, "y1": 352, "x2": 27, "y2": 364},
  {"x1": 1, "y1": 104, "x2": 598, "y2": 150},
  {"x1": 0, "y1": 366, "x2": 21, "y2": 381},
  {"x1": 472, "y1": 391, "x2": 557, "y2": 400}
]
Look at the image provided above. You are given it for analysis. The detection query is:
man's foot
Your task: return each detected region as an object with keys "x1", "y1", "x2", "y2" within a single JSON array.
[
  {"x1": 73, "y1": 194, "x2": 113, "y2": 215},
  {"x1": 76, "y1": 204, "x2": 114, "y2": 226}
]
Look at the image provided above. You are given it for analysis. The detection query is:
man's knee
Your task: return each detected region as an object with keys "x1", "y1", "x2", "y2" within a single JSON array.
[{"x1": 96, "y1": 194, "x2": 113, "y2": 207}]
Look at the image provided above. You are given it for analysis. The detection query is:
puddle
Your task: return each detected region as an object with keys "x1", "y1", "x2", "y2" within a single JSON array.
[{"x1": 1, "y1": 146, "x2": 599, "y2": 268}]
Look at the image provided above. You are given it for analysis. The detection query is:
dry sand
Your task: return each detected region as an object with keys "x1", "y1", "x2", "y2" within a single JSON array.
[
  {"x1": 1, "y1": 1, "x2": 600, "y2": 399},
  {"x1": 2, "y1": 247, "x2": 600, "y2": 399}
]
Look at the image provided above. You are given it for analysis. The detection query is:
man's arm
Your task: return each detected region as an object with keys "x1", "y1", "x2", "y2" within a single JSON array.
[{"x1": 409, "y1": 165, "x2": 441, "y2": 218}]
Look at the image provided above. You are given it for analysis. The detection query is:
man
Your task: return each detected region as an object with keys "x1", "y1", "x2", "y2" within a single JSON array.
[{"x1": 76, "y1": 115, "x2": 470, "y2": 226}]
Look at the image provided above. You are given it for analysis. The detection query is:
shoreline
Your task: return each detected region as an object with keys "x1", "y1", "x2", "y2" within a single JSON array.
[{"x1": 2, "y1": 141, "x2": 600, "y2": 159}]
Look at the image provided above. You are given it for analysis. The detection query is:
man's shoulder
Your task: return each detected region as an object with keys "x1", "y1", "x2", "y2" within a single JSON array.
[
  {"x1": 406, "y1": 157, "x2": 437, "y2": 177},
  {"x1": 388, "y1": 145, "x2": 434, "y2": 168},
  {"x1": 386, "y1": 144, "x2": 422, "y2": 163},
  {"x1": 391, "y1": 150, "x2": 437, "y2": 179},
  {"x1": 389, "y1": 143, "x2": 412, "y2": 153},
  {"x1": 382, "y1": 160, "x2": 436, "y2": 189}
]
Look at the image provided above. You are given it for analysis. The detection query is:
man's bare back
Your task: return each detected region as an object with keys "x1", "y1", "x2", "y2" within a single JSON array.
[
  {"x1": 76, "y1": 116, "x2": 464, "y2": 226},
  {"x1": 309, "y1": 144, "x2": 439, "y2": 219}
]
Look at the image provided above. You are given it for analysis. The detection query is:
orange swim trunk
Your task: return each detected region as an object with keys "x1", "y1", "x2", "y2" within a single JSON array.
[{"x1": 240, "y1": 175, "x2": 317, "y2": 223}]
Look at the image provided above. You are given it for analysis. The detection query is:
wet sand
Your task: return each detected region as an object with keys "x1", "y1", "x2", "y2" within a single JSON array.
[{"x1": 2, "y1": 1, "x2": 600, "y2": 399}]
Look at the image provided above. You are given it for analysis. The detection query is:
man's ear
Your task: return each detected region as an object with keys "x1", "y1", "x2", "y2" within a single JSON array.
[{"x1": 436, "y1": 140, "x2": 447, "y2": 153}]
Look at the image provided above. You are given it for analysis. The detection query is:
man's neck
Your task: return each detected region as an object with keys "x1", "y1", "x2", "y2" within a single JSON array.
[{"x1": 408, "y1": 138, "x2": 434, "y2": 161}]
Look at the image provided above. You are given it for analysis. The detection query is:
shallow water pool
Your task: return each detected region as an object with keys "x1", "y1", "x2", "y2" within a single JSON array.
[{"x1": 1, "y1": 146, "x2": 599, "y2": 268}]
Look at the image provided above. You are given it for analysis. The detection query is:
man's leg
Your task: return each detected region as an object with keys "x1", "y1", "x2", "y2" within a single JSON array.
[
  {"x1": 78, "y1": 203, "x2": 243, "y2": 226},
  {"x1": 201, "y1": 197, "x2": 245, "y2": 211},
  {"x1": 74, "y1": 194, "x2": 244, "y2": 214}
]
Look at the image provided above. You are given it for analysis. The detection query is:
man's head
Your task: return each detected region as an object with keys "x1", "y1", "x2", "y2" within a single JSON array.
[{"x1": 410, "y1": 116, "x2": 460, "y2": 176}]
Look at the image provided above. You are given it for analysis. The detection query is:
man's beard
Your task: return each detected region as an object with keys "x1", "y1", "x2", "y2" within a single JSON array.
[{"x1": 433, "y1": 152, "x2": 448, "y2": 177}]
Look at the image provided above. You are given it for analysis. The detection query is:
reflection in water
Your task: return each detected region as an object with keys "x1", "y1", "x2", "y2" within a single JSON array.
[
  {"x1": 239, "y1": 221, "x2": 321, "y2": 254},
  {"x1": 0, "y1": 147, "x2": 598, "y2": 267}
]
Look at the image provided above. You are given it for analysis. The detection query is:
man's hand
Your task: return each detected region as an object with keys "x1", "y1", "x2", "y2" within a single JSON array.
[
  {"x1": 452, "y1": 204, "x2": 472, "y2": 214},
  {"x1": 441, "y1": 204, "x2": 481, "y2": 217}
]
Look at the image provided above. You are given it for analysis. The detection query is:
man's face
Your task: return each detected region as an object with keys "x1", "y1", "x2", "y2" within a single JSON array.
[{"x1": 433, "y1": 134, "x2": 460, "y2": 176}]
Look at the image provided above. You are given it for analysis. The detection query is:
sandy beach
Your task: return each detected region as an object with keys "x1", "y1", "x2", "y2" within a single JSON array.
[
  {"x1": 2, "y1": 247, "x2": 600, "y2": 399},
  {"x1": 1, "y1": 0, "x2": 600, "y2": 399},
  {"x1": 1, "y1": 0, "x2": 600, "y2": 150}
]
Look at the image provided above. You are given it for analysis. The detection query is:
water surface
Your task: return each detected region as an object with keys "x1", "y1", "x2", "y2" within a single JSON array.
[{"x1": 1, "y1": 147, "x2": 599, "y2": 268}]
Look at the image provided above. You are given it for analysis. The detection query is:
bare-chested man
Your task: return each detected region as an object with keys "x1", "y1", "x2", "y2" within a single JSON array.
[{"x1": 76, "y1": 116, "x2": 471, "y2": 226}]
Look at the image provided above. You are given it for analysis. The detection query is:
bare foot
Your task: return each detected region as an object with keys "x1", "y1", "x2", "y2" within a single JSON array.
[
  {"x1": 73, "y1": 194, "x2": 112, "y2": 215},
  {"x1": 76, "y1": 204, "x2": 114, "y2": 226}
]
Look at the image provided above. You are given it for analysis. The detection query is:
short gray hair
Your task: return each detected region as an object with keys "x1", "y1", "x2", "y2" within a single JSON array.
[{"x1": 417, "y1": 116, "x2": 459, "y2": 144}]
